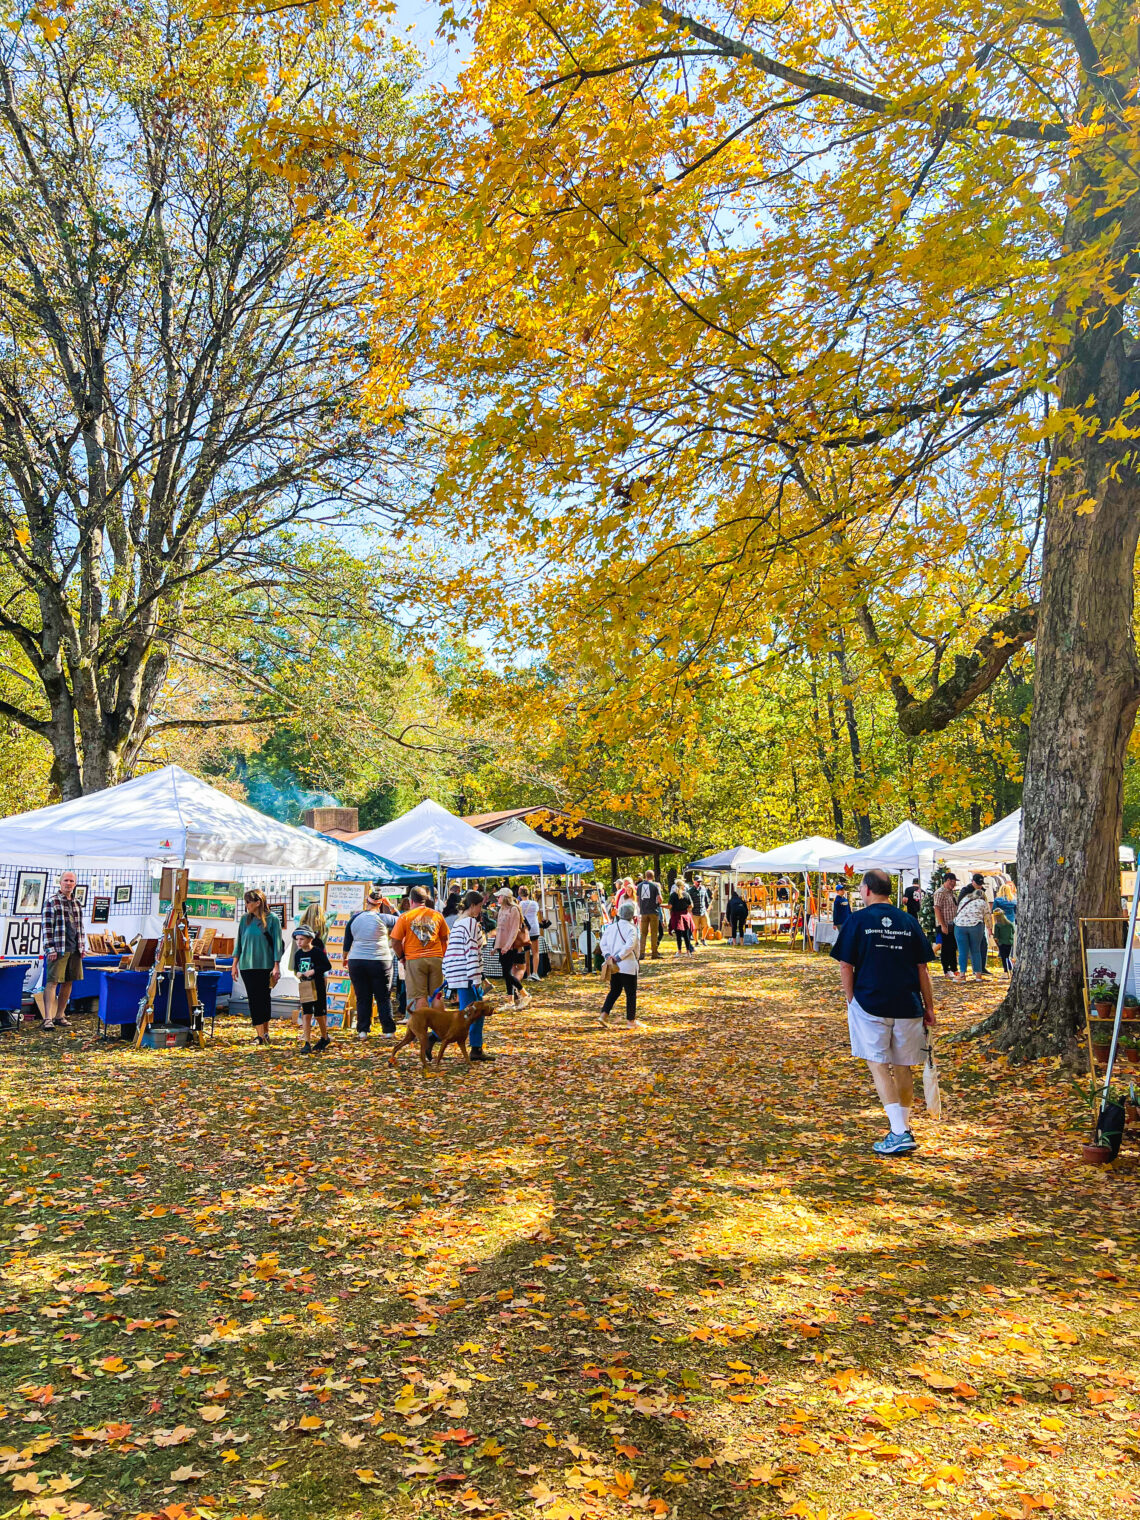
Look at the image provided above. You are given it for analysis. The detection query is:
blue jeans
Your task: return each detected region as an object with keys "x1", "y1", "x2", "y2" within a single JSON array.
[
  {"x1": 955, "y1": 923, "x2": 986, "y2": 975},
  {"x1": 458, "y1": 984, "x2": 487, "y2": 1050}
]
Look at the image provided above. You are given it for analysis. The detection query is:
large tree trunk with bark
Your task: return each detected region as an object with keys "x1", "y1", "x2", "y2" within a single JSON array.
[{"x1": 990, "y1": 324, "x2": 1140, "y2": 1057}]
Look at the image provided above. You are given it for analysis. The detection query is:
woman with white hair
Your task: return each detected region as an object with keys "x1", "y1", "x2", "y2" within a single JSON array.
[{"x1": 598, "y1": 900, "x2": 642, "y2": 1026}]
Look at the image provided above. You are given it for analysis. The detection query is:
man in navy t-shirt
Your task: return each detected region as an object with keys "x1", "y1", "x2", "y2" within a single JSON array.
[{"x1": 831, "y1": 867, "x2": 936, "y2": 1156}]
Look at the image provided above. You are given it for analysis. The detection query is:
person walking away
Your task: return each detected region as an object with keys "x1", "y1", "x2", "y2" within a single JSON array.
[
  {"x1": 691, "y1": 875, "x2": 712, "y2": 942},
  {"x1": 992, "y1": 907, "x2": 1015, "y2": 973},
  {"x1": 599, "y1": 901, "x2": 642, "y2": 1026},
  {"x1": 726, "y1": 885, "x2": 748, "y2": 945},
  {"x1": 832, "y1": 868, "x2": 936, "y2": 1156},
  {"x1": 391, "y1": 886, "x2": 450, "y2": 1018},
  {"x1": 993, "y1": 875, "x2": 1017, "y2": 925},
  {"x1": 637, "y1": 871, "x2": 662, "y2": 958},
  {"x1": 40, "y1": 870, "x2": 84, "y2": 1029},
  {"x1": 903, "y1": 877, "x2": 922, "y2": 917},
  {"x1": 953, "y1": 881, "x2": 992, "y2": 978},
  {"x1": 832, "y1": 883, "x2": 851, "y2": 930},
  {"x1": 345, "y1": 891, "x2": 399, "y2": 1039},
  {"x1": 518, "y1": 884, "x2": 542, "y2": 981},
  {"x1": 669, "y1": 877, "x2": 696, "y2": 957},
  {"x1": 933, "y1": 872, "x2": 962, "y2": 980},
  {"x1": 492, "y1": 888, "x2": 531, "y2": 1008},
  {"x1": 440, "y1": 890, "x2": 495, "y2": 1061},
  {"x1": 234, "y1": 889, "x2": 283, "y2": 1045},
  {"x1": 292, "y1": 926, "x2": 331, "y2": 1053}
]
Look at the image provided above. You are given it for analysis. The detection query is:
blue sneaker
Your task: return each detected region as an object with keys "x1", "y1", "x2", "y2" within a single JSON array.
[{"x1": 873, "y1": 1129, "x2": 918, "y2": 1156}]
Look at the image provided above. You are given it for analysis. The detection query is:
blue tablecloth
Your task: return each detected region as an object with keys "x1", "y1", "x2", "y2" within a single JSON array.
[
  {"x1": 0, "y1": 962, "x2": 26, "y2": 1012},
  {"x1": 98, "y1": 969, "x2": 221, "y2": 1028}
]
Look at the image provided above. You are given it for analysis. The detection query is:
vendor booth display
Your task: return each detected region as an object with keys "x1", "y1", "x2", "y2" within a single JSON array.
[{"x1": 0, "y1": 766, "x2": 428, "y2": 1038}]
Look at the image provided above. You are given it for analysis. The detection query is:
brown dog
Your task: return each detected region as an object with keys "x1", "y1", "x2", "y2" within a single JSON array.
[{"x1": 389, "y1": 994, "x2": 496, "y2": 1073}]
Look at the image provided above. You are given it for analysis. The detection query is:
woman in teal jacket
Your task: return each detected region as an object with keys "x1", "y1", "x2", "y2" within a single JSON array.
[{"x1": 233, "y1": 888, "x2": 283, "y2": 1045}]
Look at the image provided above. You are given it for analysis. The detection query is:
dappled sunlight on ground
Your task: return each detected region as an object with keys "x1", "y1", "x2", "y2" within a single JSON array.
[{"x1": 0, "y1": 946, "x2": 1137, "y2": 1520}]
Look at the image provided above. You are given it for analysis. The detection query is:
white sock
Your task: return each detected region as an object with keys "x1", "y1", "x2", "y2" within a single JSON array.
[{"x1": 884, "y1": 1102, "x2": 908, "y2": 1136}]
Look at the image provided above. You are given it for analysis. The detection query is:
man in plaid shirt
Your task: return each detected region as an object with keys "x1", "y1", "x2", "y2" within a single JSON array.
[{"x1": 41, "y1": 870, "x2": 84, "y2": 1029}]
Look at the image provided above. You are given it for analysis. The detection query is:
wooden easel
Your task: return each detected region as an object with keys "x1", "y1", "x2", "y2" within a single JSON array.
[{"x1": 133, "y1": 869, "x2": 203, "y2": 1049}]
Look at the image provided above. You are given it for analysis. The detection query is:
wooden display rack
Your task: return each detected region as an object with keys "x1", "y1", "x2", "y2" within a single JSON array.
[
  {"x1": 1079, "y1": 916, "x2": 1132, "y2": 1076},
  {"x1": 132, "y1": 868, "x2": 204, "y2": 1050}
]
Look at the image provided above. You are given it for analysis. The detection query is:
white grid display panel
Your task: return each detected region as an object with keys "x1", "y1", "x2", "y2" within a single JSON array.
[{"x1": 0, "y1": 863, "x2": 153, "y2": 920}]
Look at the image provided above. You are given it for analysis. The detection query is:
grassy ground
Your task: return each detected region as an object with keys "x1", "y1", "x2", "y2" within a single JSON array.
[{"x1": 1, "y1": 945, "x2": 1138, "y2": 1520}]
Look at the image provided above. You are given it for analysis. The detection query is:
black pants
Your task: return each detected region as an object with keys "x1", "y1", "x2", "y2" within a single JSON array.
[
  {"x1": 997, "y1": 942, "x2": 1013, "y2": 972},
  {"x1": 602, "y1": 972, "x2": 637, "y2": 1020},
  {"x1": 728, "y1": 915, "x2": 747, "y2": 939},
  {"x1": 939, "y1": 932, "x2": 958, "y2": 976},
  {"x1": 500, "y1": 947, "x2": 524, "y2": 999},
  {"x1": 244, "y1": 968, "x2": 273, "y2": 1025},
  {"x1": 674, "y1": 927, "x2": 693, "y2": 953},
  {"x1": 348, "y1": 960, "x2": 395, "y2": 1034}
]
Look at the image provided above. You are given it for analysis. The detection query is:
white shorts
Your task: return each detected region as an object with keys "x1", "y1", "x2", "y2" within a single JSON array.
[{"x1": 848, "y1": 999, "x2": 926, "y2": 1065}]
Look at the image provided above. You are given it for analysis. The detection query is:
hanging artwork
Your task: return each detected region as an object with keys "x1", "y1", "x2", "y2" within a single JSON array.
[{"x1": 13, "y1": 869, "x2": 48, "y2": 917}]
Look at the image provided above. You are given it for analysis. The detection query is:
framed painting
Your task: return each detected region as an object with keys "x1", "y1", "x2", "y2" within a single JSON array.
[
  {"x1": 13, "y1": 869, "x2": 48, "y2": 917},
  {"x1": 292, "y1": 884, "x2": 324, "y2": 921}
]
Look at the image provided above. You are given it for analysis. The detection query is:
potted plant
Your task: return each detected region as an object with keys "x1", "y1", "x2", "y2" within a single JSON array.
[
  {"x1": 1090, "y1": 966, "x2": 1119, "y2": 1019},
  {"x1": 1090, "y1": 1026, "x2": 1113, "y2": 1065},
  {"x1": 1073, "y1": 1078, "x2": 1127, "y2": 1164},
  {"x1": 1121, "y1": 1028, "x2": 1140, "y2": 1067},
  {"x1": 1123, "y1": 994, "x2": 1140, "y2": 1021}
]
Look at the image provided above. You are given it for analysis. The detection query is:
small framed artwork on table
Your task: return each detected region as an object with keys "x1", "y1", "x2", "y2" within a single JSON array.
[
  {"x1": 114, "y1": 885, "x2": 133, "y2": 905},
  {"x1": 12, "y1": 869, "x2": 48, "y2": 917}
]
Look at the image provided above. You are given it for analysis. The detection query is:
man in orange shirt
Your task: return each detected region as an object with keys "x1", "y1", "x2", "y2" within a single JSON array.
[{"x1": 391, "y1": 885, "x2": 450, "y2": 1006}]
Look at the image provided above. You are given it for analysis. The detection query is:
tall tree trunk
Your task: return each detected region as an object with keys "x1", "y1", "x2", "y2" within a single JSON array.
[
  {"x1": 991, "y1": 327, "x2": 1140, "y2": 1057},
  {"x1": 810, "y1": 671, "x2": 846, "y2": 840},
  {"x1": 833, "y1": 633, "x2": 873, "y2": 845}
]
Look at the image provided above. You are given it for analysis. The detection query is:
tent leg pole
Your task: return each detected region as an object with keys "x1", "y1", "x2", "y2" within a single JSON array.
[{"x1": 803, "y1": 870, "x2": 809, "y2": 953}]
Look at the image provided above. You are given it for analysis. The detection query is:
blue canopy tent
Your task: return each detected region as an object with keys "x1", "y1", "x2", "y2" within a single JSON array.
[
  {"x1": 300, "y1": 827, "x2": 432, "y2": 886},
  {"x1": 457, "y1": 816, "x2": 594, "y2": 879}
]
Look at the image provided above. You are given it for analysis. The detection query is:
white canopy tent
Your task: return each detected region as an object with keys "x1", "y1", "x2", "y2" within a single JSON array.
[
  {"x1": 944, "y1": 807, "x2": 1134, "y2": 870},
  {"x1": 818, "y1": 820, "x2": 952, "y2": 883},
  {"x1": 487, "y1": 817, "x2": 594, "y2": 875},
  {"x1": 943, "y1": 810, "x2": 1021, "y2": 869},
  {"x1": 688, "y1": 846, "x2": 773, "y2": 872},
  {"x1": 746, "y1": 836, "x2": 849, "y2": 873},
  {"x1": 351, "y1": 799, "x2": 538, "y2": 876},
  {"x1": 0, "y1": 764, "x2": 335, "y2": 872}
]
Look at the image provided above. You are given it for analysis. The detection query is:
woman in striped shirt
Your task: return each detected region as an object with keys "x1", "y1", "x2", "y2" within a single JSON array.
[{"x1": 441, "y1": 891, "x2": 495, "y2": 1062}]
